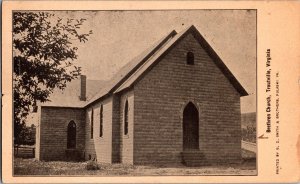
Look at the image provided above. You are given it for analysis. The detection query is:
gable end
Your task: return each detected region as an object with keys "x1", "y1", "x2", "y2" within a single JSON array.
[{"x1": 118, "y1": 25, "x2": 248, "y2": 97}]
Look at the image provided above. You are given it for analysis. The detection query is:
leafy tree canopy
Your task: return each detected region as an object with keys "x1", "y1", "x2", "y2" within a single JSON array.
[{"x1": 13, "y1": 12, "x2": 92, "y2": 144}]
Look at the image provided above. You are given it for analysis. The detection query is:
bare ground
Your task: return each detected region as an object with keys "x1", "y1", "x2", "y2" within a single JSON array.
[{"x1": 14, "y1": 158, "x2": 256, "y2": 176}]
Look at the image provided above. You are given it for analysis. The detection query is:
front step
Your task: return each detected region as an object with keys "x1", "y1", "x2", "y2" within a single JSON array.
[{"x1": 181, "y1": 150, "x2": 208, "y2": 167}]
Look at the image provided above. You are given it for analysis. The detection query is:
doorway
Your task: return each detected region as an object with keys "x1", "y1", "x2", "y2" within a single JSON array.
[{"x1": 183, "y1": 102, "x2": 199, "y2": 150}]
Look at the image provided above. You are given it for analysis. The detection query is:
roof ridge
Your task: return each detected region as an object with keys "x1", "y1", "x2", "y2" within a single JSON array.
[
  {"x1": 43, "y1": 25, "x2": 248, "y2": 108},
  {"x1": 108, "y1": 30, "x2": 177, "y2": 94},
  {"x1": 113, "y1": 25, "x2": 248, "y2": 96},
  {"x1": 86, "y1": 29, "x2": 177, "y2": 106}
]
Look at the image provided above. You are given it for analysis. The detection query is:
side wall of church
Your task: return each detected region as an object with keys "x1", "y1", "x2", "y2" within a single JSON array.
[
  {"x1": 119, "y1": 90, "x2": 134, "y2": 164},
  {"x1": 85, "y1": 97, "x2": 113, "y2": 163}
]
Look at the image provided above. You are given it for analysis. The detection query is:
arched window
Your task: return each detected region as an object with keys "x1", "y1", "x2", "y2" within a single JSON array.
[
  {"x1": 99, "y1": 105, "x2": 103, "y2": 137},
  {"x1": 186, "y1": 52, "x2": 194, "y2": 65},
  {"x1": 67, "y1": 121, "x2": 76, "y2": 149},
  {"x1": 91, "y1": 108, "x2": 94, "y2": 139},
  {"x1": 124, "y1": 100, "x2": 129, "y2": 135}
]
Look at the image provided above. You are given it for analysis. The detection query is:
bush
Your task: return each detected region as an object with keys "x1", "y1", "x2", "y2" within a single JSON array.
[
  {"x1": 242, "y1": 126, "x2": 256, "y2": 143},
  {"x1": 86, "y1": 160, "x2": 100, "y2": 170}
]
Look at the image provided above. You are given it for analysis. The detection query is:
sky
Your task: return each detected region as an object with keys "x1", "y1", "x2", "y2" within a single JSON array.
[
  {"x1": 59, "y1": 10, "x2": 256, "y2": 89},
  {"x1": 26, "y1": 10, "x2": 256, "y2": 125}
]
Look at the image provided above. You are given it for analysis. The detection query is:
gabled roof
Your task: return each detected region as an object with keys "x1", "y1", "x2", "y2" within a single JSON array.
[
  {"x1": 86, "y1": 25, "x2": 248, "y2": 107},
  {"x1": 41, "y1": 79, "x2": 106, "y2": 108},
  {"x1": 86, "y1": 30, "x2": 178, "y2": 106},
  {"x1": 113, "y1": 25, "x2": 248, "y2": 97},
  {"x1": 43, "y1": 25, "x2": 248, "y2": 108}
]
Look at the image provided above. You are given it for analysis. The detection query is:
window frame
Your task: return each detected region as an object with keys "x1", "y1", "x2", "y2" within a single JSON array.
[
  {"x1": 124, "y1": 100, "x2": 129, "y2": 136},
  {"x1": 186, "y1": 51, "x2": 195, "y2": 65},
  {"x1": 91, "y1": 108, "x2": 94, "y2": 139},
  {"x1": 99, "y1": 105, "x2": 103, "y2": 137},
  {"x1": 67, "y1": 121, "x2": 76, "y2": 149}
]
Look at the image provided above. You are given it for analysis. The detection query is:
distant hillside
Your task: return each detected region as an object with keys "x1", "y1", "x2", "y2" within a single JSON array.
[{"x1": 241, "y1": 112, "x2": 256, "y2": 129}]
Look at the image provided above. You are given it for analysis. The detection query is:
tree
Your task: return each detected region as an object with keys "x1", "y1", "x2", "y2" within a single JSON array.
[
  {"x1": 18, "y1": 124, "x2": 36, "y2": 145},
  {"x1": 13, "y1": 12, "x2": 92, "y2": 144}
]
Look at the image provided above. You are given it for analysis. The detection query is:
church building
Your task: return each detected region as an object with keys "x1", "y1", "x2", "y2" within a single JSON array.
[{"x1": 35, "y1": 25, "x2": 248, "y2": 166}]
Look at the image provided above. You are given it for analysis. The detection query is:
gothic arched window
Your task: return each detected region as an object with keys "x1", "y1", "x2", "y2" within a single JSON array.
[
  {"x1": 91, "y1": 108, "x2": 94, "y2": 139},
  {"x1": 99, "y1": 105, "x2": 103, "y2": 137},
  {"x1": 67, "y1": 121, "x2": 76, "y2": 149},
  {"x1": 124, "y1": 100, "x2": 129, "y2": 135}
]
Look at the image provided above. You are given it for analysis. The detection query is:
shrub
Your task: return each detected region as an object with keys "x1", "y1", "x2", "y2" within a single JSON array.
[
  {"x1": 86, "y1": 160, "x2": 100, "y2": 170},
  {"x1": 242, "y1": 126, "x2": 256, "y2": 143}
]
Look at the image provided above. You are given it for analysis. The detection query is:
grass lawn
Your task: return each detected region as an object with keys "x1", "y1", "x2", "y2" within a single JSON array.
[{"x1": 14, "y1": 157, "x2": 256, "y2": 176}]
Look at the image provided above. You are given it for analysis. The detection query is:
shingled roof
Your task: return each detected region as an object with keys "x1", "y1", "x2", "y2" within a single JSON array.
[
  {"x1": 41, "y1": 79, "x2": 105, "y2": 107},
  {"x1": 43, "y1": 25, "x2": 248, "y2": 108},
  {"x1": 87, "y1": 25, "x2": 248, "y2": 106},
  {"x1": 86, "y1": 29, "x2": 178, "y2": 106}
]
